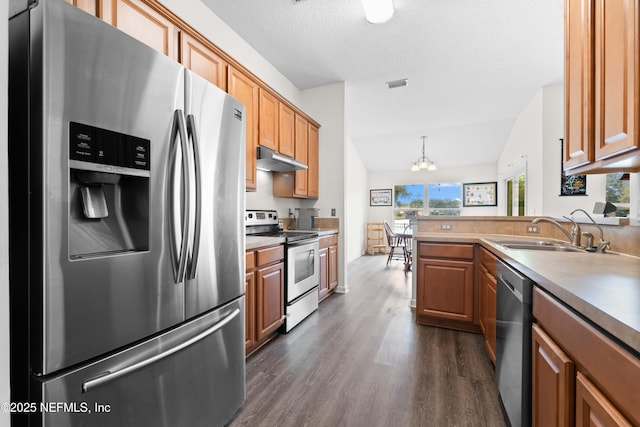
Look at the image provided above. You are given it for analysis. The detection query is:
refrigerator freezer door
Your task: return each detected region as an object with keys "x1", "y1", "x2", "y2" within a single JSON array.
[
  {"x1": 31, "y1": 0, "x2": 186, "y2": 373},
  {"x1": 36, "y1": 298, "x2": 245, "y2": 427},
  {"x1": 183, "y1": 71, "x2": 246, "y2": 318}
]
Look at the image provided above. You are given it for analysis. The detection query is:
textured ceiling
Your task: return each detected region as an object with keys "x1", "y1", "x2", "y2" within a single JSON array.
[{"x1": 201, "y1": 0, "x2": 564, "y2": 171}]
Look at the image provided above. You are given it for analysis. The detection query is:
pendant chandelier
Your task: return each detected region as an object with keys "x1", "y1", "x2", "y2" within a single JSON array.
[{"x1": 410, "y1": 136, "x2": 437, "y2": 171}]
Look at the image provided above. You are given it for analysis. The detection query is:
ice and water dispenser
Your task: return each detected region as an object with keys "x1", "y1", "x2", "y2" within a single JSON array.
[{"x1": 68, "y1": 122, "x2": 150, "y2": 258}]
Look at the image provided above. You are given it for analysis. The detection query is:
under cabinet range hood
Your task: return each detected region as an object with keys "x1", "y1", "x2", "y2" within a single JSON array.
[{"x1": 256, "y1": 146, "x2": 308, "y2": 172}]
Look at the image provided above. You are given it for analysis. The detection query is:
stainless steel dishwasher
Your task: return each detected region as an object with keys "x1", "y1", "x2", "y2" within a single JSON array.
[{"x1": 496, "y1": 259, "x2": 533, "y2": 427}]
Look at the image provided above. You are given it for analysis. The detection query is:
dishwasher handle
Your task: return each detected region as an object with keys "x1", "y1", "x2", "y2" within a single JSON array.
[
  {"x1": 498, "y1": 273, "x2": 524, "y2": 302},
  {"x1": 497, "y1": 259, "x2": 532, "y2": 304}
]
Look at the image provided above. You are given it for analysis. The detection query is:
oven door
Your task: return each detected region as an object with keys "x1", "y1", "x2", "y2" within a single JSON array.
[{"x1": 286, "y1": 239, "x2": 320, "y2": 302}]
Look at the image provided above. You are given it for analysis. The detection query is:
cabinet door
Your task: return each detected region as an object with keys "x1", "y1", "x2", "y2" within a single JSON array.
[
  {"x1": 416, "y1": 258, "x2": 474, "y2": 322},
  {"x1": 228, "y1": 66, "x2": 260, "y2": 191},
  {"x1": 593, "y1": 0, "x2": 638, "y2": 160},
  {"x1": 245, "y1": 271, "x2": 255, "y2": 352},
  {"x1": 328, "y1": 244, "x2": 338, "y2": 290},
  {"x1": 294, "y1": 114, "x2": 309, "y2": 197},
  {"x1": 478, "y1": 265, "x2": 488, "y2": 335},
  {"x1": 255, "y1": 262, "x2": 284, "y2": 340},
  {"x1": 485, "y1": 275, "x2": 497, "y2": 363},
  {"x1": 575, "y1": 371, "x2": 631, "y2": 427},
  {"x1": 307, "y1": 124, "x2": 319, "y2": 198},
  {"x1": 65, "y1": 0, "x2": 98, "y2": 16},
  {"x1": 318, "y1": 247, "x2": 329, "y2": 301},
  {"x1": 565, "y1": 0, "x2": 593, "y2": 169},
  {"x1": 278, "y1": 104, "x2": 296, "y2": 158},
  {"x1": 532, "y1": 324, "x2": 575, "y2": 427},
  {"x1": 259, "y1": 88, "x2": 278, "y2": 151},
  {"x1": 180, "y1": 33, "x2": 227, "y2": 91},
  {"x1": 101, "y1": 0, "x2": 179, "y2": 60}
]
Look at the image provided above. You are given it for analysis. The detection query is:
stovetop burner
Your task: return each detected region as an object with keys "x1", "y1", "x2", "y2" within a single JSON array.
[{"x1": 245, "y1": 210, "x2": 318, "y2": 243}]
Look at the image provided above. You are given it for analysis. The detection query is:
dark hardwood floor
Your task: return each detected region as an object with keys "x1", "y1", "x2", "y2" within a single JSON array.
[{"x1": 228, "y1": 255, "x2": 507, "y2": 427}]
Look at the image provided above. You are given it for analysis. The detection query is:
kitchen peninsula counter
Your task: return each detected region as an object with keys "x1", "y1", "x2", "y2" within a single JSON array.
[{"x1": 413, "y1": 232, "x2": 640, "y2": 356}]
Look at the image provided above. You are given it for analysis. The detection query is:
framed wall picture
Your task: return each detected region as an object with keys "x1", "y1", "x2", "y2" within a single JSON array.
[
  {"x1": 559, "y1": 139, "x2": 587, "y2": 196},
  {"x1": 463, "y1": 182, "x2": 497, "y2": 207},
  {"x1": 370, "y1": 189, "x2": 392, "y2": 206}
]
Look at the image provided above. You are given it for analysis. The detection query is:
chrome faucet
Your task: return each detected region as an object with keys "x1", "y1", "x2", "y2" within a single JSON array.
[
  {"x1": 570, "y1": 208, "x2": 610, "y2": 253},
  {"x1": 531, "y1": 217, "x2": 581, "y2": 247}
]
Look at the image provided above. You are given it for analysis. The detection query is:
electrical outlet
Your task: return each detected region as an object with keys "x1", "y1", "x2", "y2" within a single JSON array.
[
  {"x1": 527, "y1": 225, "x2": 540, "y2": 233},
  {"x1": 441, "y1": 224, "x2": 452, "y2": 230},
  {"x1": 331, "y1": 208, "x2": 336, "y2": 216}
]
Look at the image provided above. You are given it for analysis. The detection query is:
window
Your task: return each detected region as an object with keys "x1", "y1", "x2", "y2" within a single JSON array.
[
  {"x1": 394, "y1": 184, "x2": 424, "y2": 232},
  {"x1": 605, "y1": 173, "x2": 629, "y2": 217},
  {"x1": 506, "y1": 173, "x2": 526, "y2": 216},
  {"x1": 427, "y1": 183, "x2": 461, "y2": 216}
]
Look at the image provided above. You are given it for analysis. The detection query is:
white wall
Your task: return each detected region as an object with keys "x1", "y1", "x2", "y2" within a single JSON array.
[
  {"x1": 498, "y1": 89, "x2": 545, "y2": 215},
  {"x1": 345, "y1": 136, "x2": 368, "y2": 262},
  {"x1": 300, "y1": 83, "x2": 348, "y2": 290},
  {"x1": 246, "y1": 170, "x2": 303, "y2": 219},
  {"x1": 367, "y1": 163, "x2": 499, "y2": 223},
  {"x1": 2, "y1": 2, "x2": 11, "y2": 426}
]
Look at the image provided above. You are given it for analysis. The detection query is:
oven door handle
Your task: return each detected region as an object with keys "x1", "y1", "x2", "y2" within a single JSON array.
[{"x1": 287, "y1": 238, "x2": 319, "y2": 247}]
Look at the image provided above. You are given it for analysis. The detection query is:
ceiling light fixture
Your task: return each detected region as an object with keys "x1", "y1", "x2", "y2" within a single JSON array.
[
  {"x1": 410, "y1": 136, "x2": 437, "y2": 172},
  {"x1": 386, "y1": 78, "x2": 408, "y2": 89},
  {"x1": 361, "y1": 0, "x2": 394, "y2": 24}
]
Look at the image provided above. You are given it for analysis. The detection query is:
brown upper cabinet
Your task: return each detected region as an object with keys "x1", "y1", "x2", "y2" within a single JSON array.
[
  {"x1": 101, "y1": 0, "x2": 179, "y2": 60},
  {"x1": 278, "y1": 104, "x2": 296, "y2": 158},
  {"x1": 65, "y1": 0, "x2": 98, "y2": 15},
  {"x1": 272, "y1": 119, "x2": 320, "y2": 199},
  {"x1": 65, "y1": 0, "x2": 320, "y2": 192},
  {"x1": 181, "y1": 33, "x2": 227, "y2": 91},
  {"x1": 564, "y1": 0, "x2": 640, "y2": 174},
  {"x1": 307, "y1": 123, "x2": 319, "y2": 198},
  {"x1": 259, "y1": 89, "x2": 279, "y2": 151},
  {"x1": 293, "y1": 114, "x2": 309, "y2": 197},
  {"x1": 228, "y1": 66, "x2": 260, "y2": 192}
]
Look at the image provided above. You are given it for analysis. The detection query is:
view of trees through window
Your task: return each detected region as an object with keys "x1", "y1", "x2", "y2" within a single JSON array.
[
  {"x1": 393, "y1": 184, "x2": 424, "y2": 232},
  {"x1": 606, "y1": 173, "x2": 630, "y2": 216},
  {"x1": 392, "y1": 183, "x2": 462, "y2": 231},
  {"x1": 427, "y1": 183, "x2": 461, "y2": 216}
]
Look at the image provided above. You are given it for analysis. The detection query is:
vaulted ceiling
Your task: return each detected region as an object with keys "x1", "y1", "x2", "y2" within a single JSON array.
[{"x1": 202, "y1": 0, "x2": 564, "y2": 171}]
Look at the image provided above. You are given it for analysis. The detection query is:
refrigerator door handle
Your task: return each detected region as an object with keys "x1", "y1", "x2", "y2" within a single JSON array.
[
  {"x1": 168, "y1": 109, "x2": 191, "y2": 283},
  {"x1": 186, "y1": 114, "x2": 202, "y2": 280},
  {"x1": 81, "y1": 307, "x2": 241, "y2": 393}
]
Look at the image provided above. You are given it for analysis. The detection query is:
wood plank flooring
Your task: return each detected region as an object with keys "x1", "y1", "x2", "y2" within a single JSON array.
[{"x1": 228, "y1": 255, "x2": 507, "y2": 427}]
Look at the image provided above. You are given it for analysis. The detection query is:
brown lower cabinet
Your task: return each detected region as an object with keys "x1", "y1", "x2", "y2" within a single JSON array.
[
  {"x1": 318, "y1": 233, "x2": 338, "y2": 302},
  {"x1": 245, "y1": 245, "x2": 284, "y2": 355},
  {"x1": 477, "y1": 246, "x2": 497, "y2": 363},
  {"x1": 416, "y1": 243, "x2": 478, "y2": 332},
  {"x1": 532, "y1": 287, "x2": 639, "y2": 426}
]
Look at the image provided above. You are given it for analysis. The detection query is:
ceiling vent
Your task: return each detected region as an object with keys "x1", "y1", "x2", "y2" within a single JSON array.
[{"x1": 386, "y1": 78, "x2": 408, "y2": 89}]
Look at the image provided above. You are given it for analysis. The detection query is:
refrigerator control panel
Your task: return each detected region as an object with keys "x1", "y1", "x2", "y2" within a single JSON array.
[{"x1": 70, "y1": 121, "x2": 150, "y2": 171}]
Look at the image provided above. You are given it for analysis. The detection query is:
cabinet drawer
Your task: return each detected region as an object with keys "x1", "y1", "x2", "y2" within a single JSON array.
[
  {"x1": 256, "y1": 245, "x2": 284, "y2": 267},
  {"x1": 479, "y1": 246, "x2": 497, "y2": 276},
  {"x1": 320, "y1": 233, "x2": 338, "y2": 248},
  {"x1": 245, "y1": 251, "x2": 255, "y2": 271},
  {"x1": 419, "y1": 243, "x2": 474, "y2": 260}
]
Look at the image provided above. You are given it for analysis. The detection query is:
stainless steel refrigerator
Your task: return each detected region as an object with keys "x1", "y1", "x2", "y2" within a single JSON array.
[{"x1": 8, "y1": 0, "x2": 246, "y2": 425}]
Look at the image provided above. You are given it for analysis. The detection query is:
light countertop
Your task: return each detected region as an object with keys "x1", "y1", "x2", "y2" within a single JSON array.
[
  {"x1": 245, "y1": 235, "x2": 285, "y2": 251},
  {"x1": 413, "y1": 232, "x2": 640, "y2": 355}
]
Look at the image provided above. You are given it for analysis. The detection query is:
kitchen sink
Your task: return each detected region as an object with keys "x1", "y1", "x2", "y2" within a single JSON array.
[{"x1": 489, "y1": 239, "x2": 585, "y2": 253}]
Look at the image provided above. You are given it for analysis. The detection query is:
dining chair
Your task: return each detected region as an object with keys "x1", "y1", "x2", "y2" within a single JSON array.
[{"x1": 383, "y1": 220, "x2": 405, "y2": 265}]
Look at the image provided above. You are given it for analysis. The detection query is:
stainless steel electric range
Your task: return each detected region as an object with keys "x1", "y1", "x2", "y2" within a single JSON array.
[{"x1": 245, "y1": 210, "x2": 319, "y2": 332}]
